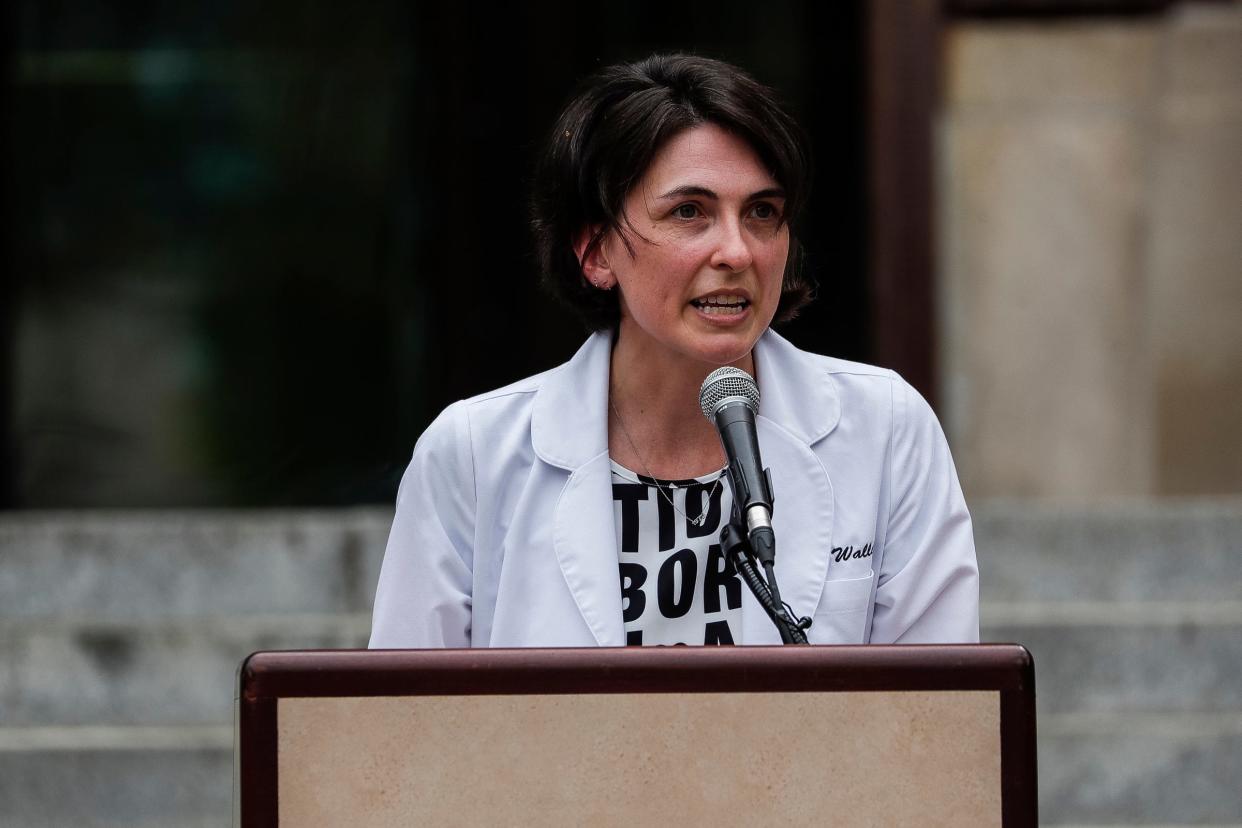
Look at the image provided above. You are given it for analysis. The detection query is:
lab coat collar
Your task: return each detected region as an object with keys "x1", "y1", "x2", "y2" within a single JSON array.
[
  {"x1": 531, "y1": 328, "x2": 841, "y2": 471},
  {"x1": 752, "y1": 328, "x2": 842, "y2": 445},
  {"x1": 531, "y1": 330, "x2": 613, "y2": 472}
]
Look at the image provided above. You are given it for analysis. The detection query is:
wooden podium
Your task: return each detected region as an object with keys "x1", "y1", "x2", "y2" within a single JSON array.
[{"x1": 236, "y1": 645, "x2": 1036, "y2": 826}]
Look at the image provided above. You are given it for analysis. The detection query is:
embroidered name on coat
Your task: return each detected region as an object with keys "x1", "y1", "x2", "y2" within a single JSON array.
[{"x1": 831, "y1": 542, "x2": 873, "y2": 563}]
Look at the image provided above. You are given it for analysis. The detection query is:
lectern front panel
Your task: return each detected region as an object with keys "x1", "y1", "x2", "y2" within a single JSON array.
[{"x1": 276, "y1": 690, "x2": 999, "y2": 826}]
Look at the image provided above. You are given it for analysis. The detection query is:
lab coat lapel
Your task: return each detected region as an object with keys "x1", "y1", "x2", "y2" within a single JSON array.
[
  {"x1": 552, "y1": 452, "x2": 626, "y2": 646},
  {"x1": 738, "y1": 419, "x2": 835, "y2": 644},
  {"x1": 740, "y1": 332, "x2": 841, "y2": 645},
  {"x1": 533, "y1": 332, "x2": 626, "y2": 646}
]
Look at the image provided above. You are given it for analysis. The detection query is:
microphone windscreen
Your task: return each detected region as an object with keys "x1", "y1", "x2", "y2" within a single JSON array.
[{"x1": 699, "y1": 367, "x2": 761, "y2": 420}]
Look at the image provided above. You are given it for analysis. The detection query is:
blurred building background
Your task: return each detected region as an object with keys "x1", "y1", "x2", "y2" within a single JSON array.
[{"x1": 1, "y1": 1, "x2": 1239, "y2": 825}]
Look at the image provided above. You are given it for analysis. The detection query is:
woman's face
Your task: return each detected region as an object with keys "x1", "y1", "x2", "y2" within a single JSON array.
[{"x1": 598, "y1": 122, "x2": 789, "y2": 369}]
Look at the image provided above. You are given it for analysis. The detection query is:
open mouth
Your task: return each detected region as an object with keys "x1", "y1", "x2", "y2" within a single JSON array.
[{"x1": 690, "y1": 295, "x2": 750, "y2": 315}]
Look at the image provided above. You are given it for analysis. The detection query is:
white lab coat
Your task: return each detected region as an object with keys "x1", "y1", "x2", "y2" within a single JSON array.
[{"x1": 369, "y1": 330, "x2": 979, "y2": 648}]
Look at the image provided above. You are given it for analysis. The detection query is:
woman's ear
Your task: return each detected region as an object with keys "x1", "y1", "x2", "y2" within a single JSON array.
[{"x1": 573, "y1": 227, "x2": 616, "y2": 290}]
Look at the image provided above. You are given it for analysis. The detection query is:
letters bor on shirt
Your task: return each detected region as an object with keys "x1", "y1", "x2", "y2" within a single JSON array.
[{"x1": 613, "y1": 474, "x2": 743, "y2": 646}]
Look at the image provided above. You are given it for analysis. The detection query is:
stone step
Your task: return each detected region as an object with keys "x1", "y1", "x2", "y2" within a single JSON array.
[
  {"x1": 982, "y1": 619, "x2": 1242, "y2": 716},
  {"x1": 0, "y1": 747, "x2": 231, "y2": 828},
  {"x1": 1, "y1": 612, "x2": 1238, "y2": 726},
  {"x1": 0, "y1": 509, "x2": 391, "y2": 620},
  {"x1": 973, "y1": 498, "x2": 1242, "y2": 603},
  {"x1": 3, "y1": 501, "x2": 1241, "y2": 619},
  {"x1": 0, "y1": 615, "x2": 369, "y2": 726},
  {"x1": 1038, "y1": 713, "x2": 1242, "y2": 824}
]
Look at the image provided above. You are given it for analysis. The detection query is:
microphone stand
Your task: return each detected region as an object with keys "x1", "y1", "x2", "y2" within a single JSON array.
[{"x1": 719, "y1": 518, "x2": 810, "y2": 645}]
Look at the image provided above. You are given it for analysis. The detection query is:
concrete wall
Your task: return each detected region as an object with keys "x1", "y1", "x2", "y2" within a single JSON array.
[{"x1": 939, "y1": 4, "x2": 1242, "y2": 499}]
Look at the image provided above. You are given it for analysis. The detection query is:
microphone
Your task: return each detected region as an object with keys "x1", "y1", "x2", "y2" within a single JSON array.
[
  {"x1": 700, "y1": 366, "x2": 809, "y2": 644},
  {"x1": 698, "y1": 367, "x2": 776, "y2": 565}
]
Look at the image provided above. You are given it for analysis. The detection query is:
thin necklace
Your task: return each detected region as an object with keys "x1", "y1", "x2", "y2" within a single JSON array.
[{"x1": 609, "y1": 398, "x2": 722, "y2": 527}]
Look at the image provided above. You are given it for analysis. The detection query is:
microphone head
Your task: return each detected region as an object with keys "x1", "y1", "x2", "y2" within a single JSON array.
[{"x1": 699, "y1": 366, "x2": 761, "y2": 420}]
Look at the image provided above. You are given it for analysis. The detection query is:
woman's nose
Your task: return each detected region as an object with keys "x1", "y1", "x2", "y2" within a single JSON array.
[{"x1": 709, "y1": 219, "x2": 754, "y2": 273}]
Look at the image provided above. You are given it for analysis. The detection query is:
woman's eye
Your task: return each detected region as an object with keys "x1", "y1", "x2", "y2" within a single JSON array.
[
  {"x1": 672, "y1": 203, "x2": 701, "y2": 219},
  {"x1": 751, "y1": 202, "x2": 779, "y2": 220}
]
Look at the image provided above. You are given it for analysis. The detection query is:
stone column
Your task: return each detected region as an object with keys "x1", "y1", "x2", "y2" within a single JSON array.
[
  {"x1": 1147, "y1": 6, "x2": 1242, "y2": 494},
  {"x1": 940, "y1": 19, "x2": 1159, "y2": 498},
  {"x1": 939, "y1": 6, "x2": 1242, "y2": 498}
]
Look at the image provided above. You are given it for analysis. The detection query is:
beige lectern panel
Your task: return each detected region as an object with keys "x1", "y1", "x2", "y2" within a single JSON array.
[{"x1": 277, "y1": 690, "x2": 1000, "y2": 826}]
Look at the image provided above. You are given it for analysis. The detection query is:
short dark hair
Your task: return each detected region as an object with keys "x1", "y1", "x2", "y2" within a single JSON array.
[{"x1": 530, "y1": 53, "x2": 815, "y2": 331}]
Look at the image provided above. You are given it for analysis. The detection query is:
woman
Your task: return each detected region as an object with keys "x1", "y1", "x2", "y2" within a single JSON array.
[{"x1": 370, "y1": 54, "x2": 978, "y2": 648}]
